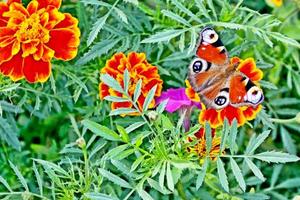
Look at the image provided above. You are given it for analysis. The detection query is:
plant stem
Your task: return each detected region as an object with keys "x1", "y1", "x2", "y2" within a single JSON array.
[{"x1": 176, "y1": 180, "x2": 187, "y2": 200}]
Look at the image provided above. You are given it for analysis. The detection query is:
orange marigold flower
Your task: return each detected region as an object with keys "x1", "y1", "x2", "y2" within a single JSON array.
[
  {"x1": 0, "y1": 0, "x2": 80, "y2": 83},
  {"x1": 186, "y1": 57, "x2": 263, "y2": 128},
  {"x1": 99, "y1": 52, "x2": 163, "y2": 115},
  {"x1": 266, "y1": 0, "x2": 283, "y2": 7},
  {"x1": 189, "y1": 128, "x2": 221, "y2": 161}
]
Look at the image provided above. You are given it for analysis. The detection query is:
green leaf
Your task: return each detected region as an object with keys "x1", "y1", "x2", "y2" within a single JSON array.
[
  {"x1": 229, "y1": 119, "x2": 238, "y2": 154},
  {"x1": 9, "y1": 161, "x2": 29, "y2": 191},
  {"x1": 270, "y1": 165, "x2": 283, "y2": 188},
  {"x1": 89, "y1": 140, "x2": 107, "y2": 159},
  {"x1": 84, "y1": 192, "x2": 119, "y2": 200},
  {"x1": 137, "y1": 189, "x2": 155, "y2": 200},
  {"x1": 87, "y1": 14, "x2": 109, "y2": 46},
  {"x1": 0, "y1": 117, "x2": 21, "y2": 151},
  {"x1": 114, "y1": 7, "x2": 128, "y2": 24},
  {"x1": 246, "y1": 130, "x2": 270, "y2": 155},
  {"x1": 230, "y1": 158, "x2": 246, "y2": 192},
  {"x1": 0, "y1": 175, "x2": 12, "y2": 192},
  {"x1": 82, "y1": 119, "x2": 120, "y2": 141},
  {"x1": 0, "y1": 83, "x2": 20, "y2": 93},
  {"x1": 33, "y1": 162, "x2": 43, "y2": 196},
  {"x1": 220, "y1": 118, "x2": 229, "y2": 154},
  {"x1": 105, "y1": 144, "x2": 129, "y2": 158},
  {"x1": 207, "y1": 0, "x2": 217, "y2": 20},
  {"x1": 188, "y1": 28, "x2": 197, "y2": 54},
  {"x1": 161, "y1": 10, "x2": 190, "y2": 26},
  {"x1": 123, "y1": 0, "x2": 138, "y2": 5},
  {"x1": 104, "y1": 96, "x2": 129, "y2": 103},
  {"x1": 117, "y1": 125, "x2": 129, "y2": 143},
  {"x1": 125, "y1": 121, "x2": 146, "y2": 133},
  {"x1": 109, "y1": 108, "x2": 137, "y2": 116},
  {"x1": 100, "y1": 74, "x2": 124, "y2": 94},
  {"x1": 76, "y1": 39, "x2": 120, "y2": 65},
  {"x1": 123, "y1": 69, "x2": 130, "y2": 94},
  {"x1": 280, "y1": 126, "x2": 296, "y2": 155},
  {"x1": 133, "y1": 79, "x2": 142, "y2": 103},
  {"x1": 99, "y1": 168, "x2": 132, "y2": 188},
  {"x1": 156, "y1": 99, "x2": 168, "y2": 113},
  {"x1": 267, "y1": 32, "x2": 300, "y2": 48},
  {"x1": 205, "y1": 122, "x2": 212, "y2": 153},
  {"x1": 275, "y1": 178, "x2": 300, "y2": 189},
  {"x1": 253, "y1": 151, "x2": 300, "y2": 163},
  {"x1": 196, "y1": 157, "x2": 209, "y2": 190},
  {"x1": 171, "y1": 0, "x2": 202, "y2": 23},
  {"x1": 217, "y1": 157, "x2": 229, "y2": 192},
  {"x1": 159, "y1": 161, "x2": 166, "y2": 189},
  {"x1": 131, "y1": 155, "x2": 144, "y2": 172},
  {"x1": 114, "y1": 149, "x2": 135, "y2": 160},
  {"x1": 143, "y1": 85, "x2": 157, "y2": 111},
  {"x1": 245, "y1": 158, "x2": 265, "y2": 181},
  {"x1": 141, "y1": 29, "x2": 186, "y2": 43},
  {"x1": 166, "y1": 162, "x2": 174, "y2": 191},
  {"x1": 147, "y1": 178, "x2": 171, "y2": 195}
]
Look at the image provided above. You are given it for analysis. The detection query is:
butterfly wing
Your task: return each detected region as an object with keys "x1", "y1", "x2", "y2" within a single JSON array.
[
  {"x1": 188, "y1": 27, "x2": 263, "y2": 110},
  {"x1": 229, "y1": 72, "x2": 264, "y2": 107},
  {"x1": 196, "y1": 26, "x2": 229, "y2": 66}
]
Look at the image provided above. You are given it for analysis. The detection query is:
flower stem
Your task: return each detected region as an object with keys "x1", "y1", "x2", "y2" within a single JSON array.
[{"x1": 176, "y1": 180, "x2": 187, "y2": 200}]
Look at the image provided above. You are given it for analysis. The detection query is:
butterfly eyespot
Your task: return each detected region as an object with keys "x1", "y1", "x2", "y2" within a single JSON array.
[
  {"x1": 202, "y1": 29, "x2": 218, "y2": 44},
  {"x1": 213, "y1": 90, "x2": 230, "y2": 109},
  {"x1": 214, "y1": 96, "x2": 227, "y2": 106},
  {"x1": 193, "y1": 61, "x2": 202, "y2": 73},
  {"x1": 189, "y1": 58, "x2": 210, "y2": 74},
  {"x1": 245, "y1": 86, "x2": 264, "y2": 105}
]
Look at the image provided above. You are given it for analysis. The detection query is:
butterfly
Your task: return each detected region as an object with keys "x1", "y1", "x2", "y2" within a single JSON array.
[{"x1": 188, "y1": 27, "x2": 264, "y2": 110}]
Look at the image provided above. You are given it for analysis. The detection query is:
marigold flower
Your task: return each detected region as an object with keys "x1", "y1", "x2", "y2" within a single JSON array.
[
  {"x1": 99, "y1": 52, "x2": 163, "y2": 115},
  {"x1": 266, "y1": 0, "x2": 283, "y2": 7},
  {"x1": 186, "y1": 57, "x2": 263, "y2": 128},
  {"x1": 0, "y1": 0, "x2": 80, "y2": 83},
  {"x1": 188, "y1": 128, "x2": 221, "y2": 161}
]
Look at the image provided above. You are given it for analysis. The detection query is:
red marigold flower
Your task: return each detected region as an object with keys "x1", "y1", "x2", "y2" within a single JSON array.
[
  {"x1": 188, "y1": 128, "x2": 221, "y2": 161},
  {"x1": 0, "y1": 0, "x2": 80, "y2": 83},
  {"x1": 99, "y1": 52, "x2": 163, "y2": 115},
  {"x1": 186, "y1": 57, "x2": 263, "y2": 128}
]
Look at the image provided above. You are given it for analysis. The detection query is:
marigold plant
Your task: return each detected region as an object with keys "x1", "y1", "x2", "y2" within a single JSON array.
[
  {"x1": 0, "y1": 0, "x2": 80, "y2": 83},
  {"x1": 99, "y1": 52, "x2": 163, "y2": 114}
]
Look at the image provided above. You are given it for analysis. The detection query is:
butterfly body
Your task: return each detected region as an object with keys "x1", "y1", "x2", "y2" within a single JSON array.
[{"x1": 188, "y1": 27, "x2": 264, "y2": 110}]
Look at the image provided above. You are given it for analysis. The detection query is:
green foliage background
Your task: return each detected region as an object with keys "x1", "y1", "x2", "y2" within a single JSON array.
[{"x1": 0, "y1": 0, "x2": 300, "y2": 199}]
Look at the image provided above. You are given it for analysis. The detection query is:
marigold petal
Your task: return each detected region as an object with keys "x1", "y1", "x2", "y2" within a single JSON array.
[
  {"x1": 47, "y1": 28, "x2": 80, "y2": 60},
  {"x1": 0, "y1": 51, "x2": 23, "y2": 81},
  {"x1": 22, "y1": 42, "x2": 38, "y2": 57},
  {"x1": 127, "y1": 52, "x2": 146, "y2": 68},
  {"x1": 27, "y1": 0, "x2": 38, "y2": 15},
  {"x1": 6, "y1": 2, "x2": 29, "y2": 18},
  {"x1": 199, "y1": 106, "x2": 222, "y2": 129},
  {"x1": 0, "y1": 42, "x2": 13, "y2": 65},
  {"x1": 7, "y1": 0, "x2": 21, "y2": 5},
  {"x1": 99, "y1": 83, "x2": 110, "y2": 100},
  {"x1": 54, "y1": 13, "x2": 79, "y2": 32},
  {"x1": 243, "y1": 105, "x2": 262, "y2": 121},
  {"x1": 44, "y1": 6, "x2": 65, "y2": 30},
  {"x1": 102, "y1": 53, "x2": 126, "y2": 74},
  {"x1": 238, "y1": 58, "x2": 263, "y2": 82},
  {"x1": 41, "y1": 44, "x2": 54, "y2": 61},
  {"x1": 0, "y1": 3, "x2": 9, "y2": 26},
  {"x1": 23, "y1": 55, "x2": 51, "y2": 83},
  {"x1": 37, "y1": 0, "x2": 61, "y2": 9},
  {"x1": 220, "y1": 105, "x2": 246, "y2": 126}
]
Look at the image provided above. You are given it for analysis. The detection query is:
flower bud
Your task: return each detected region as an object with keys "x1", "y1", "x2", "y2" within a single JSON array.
[
  {"x1": 76, "y1": 137, "x2": 86, "y2": 149},
  {"x1": 148, "y1": 111, "x2": 158, "y2": 121}
]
